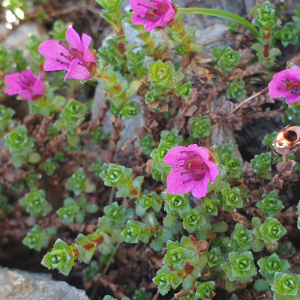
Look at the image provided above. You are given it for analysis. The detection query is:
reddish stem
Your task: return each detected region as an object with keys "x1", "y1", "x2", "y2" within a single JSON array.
[{"x1": 263, "y1": 43, "x2": 269, "y2": 58}]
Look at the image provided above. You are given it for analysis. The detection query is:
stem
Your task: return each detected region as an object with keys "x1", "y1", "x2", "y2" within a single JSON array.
[
  {"x1": 108, "y1": 187, "x2": 115, "y2": 205},
  {"x1": 178, "y1": 8, "x2": 259, "y2": 39},
  {"x1": 90, "y1": 242, "x2": 121, "y2": 299},
  {"x1": 231, "y1": 87, "x2": 269, "y2": 114},
  {"x1": 102, "y1": 242, "x2": 121, "y2": 275}
]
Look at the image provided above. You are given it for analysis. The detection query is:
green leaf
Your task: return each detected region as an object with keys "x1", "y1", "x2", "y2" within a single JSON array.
[{"x1": 254, "y1": 279, "x2": 269, "y2": 291}]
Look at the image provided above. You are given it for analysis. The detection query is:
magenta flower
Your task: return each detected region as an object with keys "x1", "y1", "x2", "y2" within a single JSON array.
[
  {"x1": 130, "y1": 0, "x2": 176, "y2": 32},
  {"x1": 268, "y1": 67, "x2": 300, "y2": 104},
  {"x1": 38, "y1": 25, "x2": 97, "y2": 81},
  {"x1": 163, "y1": 144, "x2": 219, "y2": 198},
  {"x1": 4, "y1": 70, "x2": 45, "y2": 101}
]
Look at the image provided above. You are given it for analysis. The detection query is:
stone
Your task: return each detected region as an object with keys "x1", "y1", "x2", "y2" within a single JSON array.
[
  {"x1": 3, "y1": 22, "x2": 46, "y2": 52},
  {"x1": 0, "y1": 267, "x2": 90, "y2": 300}
]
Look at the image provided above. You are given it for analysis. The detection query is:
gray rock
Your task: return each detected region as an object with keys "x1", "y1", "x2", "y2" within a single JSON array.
[
  {"x1": 0, "y1": 267, "x2": 89, "y2": 300},
  {"x1": 212, "y1": 124, "x2": 242, "y2": 158},
  {"x1": 92, "y1": 83, "x2": 145, "y2": 152},
  {"x1": 3, "y1": 22, "x2": 46, "y2": 51}
]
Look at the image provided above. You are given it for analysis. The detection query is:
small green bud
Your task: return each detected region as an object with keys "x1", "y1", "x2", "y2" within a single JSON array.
[
  {"x1": 56, "y1": 198, "x2": 83, "y2": 224},
  {"x1": 19, "y1": 189, "x2": 52, "y2": 217},
  {"x1": 145, "y1": 90, "x2": 160, "y2": 105},
  {"x1": 56, "y1": 99, "x2": 87, "y2": 129},
  {"x1": 41, "y1": 239, "x2": 75, "y2": 276},
  {"x1": 41, "y1": 158, "x2": 60, "y2": 176},
  {"x1": 4, "y1": 125, "x2": 35, "y2": 168},
  {"x1": 91, "y1": 127, "x2": 110, "y2": 144},
  {"x1": 65, "y1": 168, "x2": 95, "y2": 196},
  {"x1": 251, "y1": 2, "x2": 281, "y2": 32},
  {"x1": 120, "y1": 101, "x2": 141, "y2": 119},
  {"x1": 256, "y1": 217, "x2": 287, "y2": 244},
  {"x1": 226, "y1": 80, "x2": 245, "y2": 100},
  {"x1": 24, "y1": 166, "x2": 41, "y2": 189},
  {"x1": 195, "y1": 281, "x2": 215, "y2": 299},
  {"x1": 224, "y1": 251, "x2": 257, "y2": 283},
  {"x1": 251, "y1": 152, "x2": 272, "y2": 179},
  {"x1": 189, "y1": 115, "x2": 212, "y2": 138},
  {"x1": 54, "y1": 151, "x2": 65, "y2": 162},
  {"x1": 207, "y1": 247, "x2": 222, "y2": 267},
  {"x1": 163, "y1": 241, "x2": 189, "y2": 269},
  {"x1": 182, "y1": 207, "x2": 206, "y2": 233},
  {"x1": 139, "y1": 134, "x2": 155, "y2": 155},
  {"x1": 258, "y1": 253, "x2": 290, "y2": 285},
  {"x1": 212, "y1": 47, "x2": 241, "y2": 74},
  {"x1": 272, "y1": 273, "x2": 300, "y2": 300},
  {"x1": 261, "y1": 132, "x2": 276, "y2": 150},
  {"x1": 256, "y1": 190, "x2": 283, "y2": 218},
  {"x1": 164, "y1": 192, "x2": 190, "y2": 215},
  {"x1": 148, "y1": 60, "x2": 173, "y2": 85},
  {"x1": 230, "y1": 223, "x2": 253, "y2": 251},
  {"x1": 0, "y1": 104, "x2": 16, "y2": 133},
  {"x1": 91, "y1": 159, "x2": 103, "y2": 177},
  {"x1": 153, "y1": 265, "x2": 181, "y2": 296},
  {"x1": 160, "y1": 130, "x2": 181, "y2": 146},
  {"x1": 23, "y1": 225, "x2": 56, "y2": 251},
  {"x1": 275, "y1": 23, "x2": 299, "y2": 47},
  {"x1": 175, "y1": 82, "x2": 192, "y2": 99},
  {"x1": 122, "y1": 220, "x2": 146, "y2": 244},
  {"x1": 221, "y1": 187, "x2": 243, "y2": 212},
  {"x1": 0, "y1": 190, "x2": 14, "y2": 219},
  {"x1": 50, "y1": 20, "x2": 68, "y2": 42}
]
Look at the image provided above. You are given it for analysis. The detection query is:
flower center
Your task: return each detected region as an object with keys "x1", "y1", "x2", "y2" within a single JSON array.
[
  {"x1": 55, "y1": 41, "x2": 96, "y2": 73},
  {"x1": 280, "y1": 78, "x2": 300, "y2": 95},
  {"x1": 178, "y1": 152, "x2": 209, "y2": 184},
  {"x1": 137, "y1": 0, "x2": 169, "y2": 22}
]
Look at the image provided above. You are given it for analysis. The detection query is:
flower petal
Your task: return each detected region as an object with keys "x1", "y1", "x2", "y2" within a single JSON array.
[
  {"x1": 64, "y1": 58, "x2": 92, "y2": 81},
  {"x1": 286, "y1": 66, "x2": 300, "y2": 82},
  {"x1": 81, "y1": 34, "x2": 96, "y2": 63},
  {"x1": 66, "y1": 25, "x2": 84, "y2": 53},
  {"x1": 4, "y1": 87, "x2": 21, "y2": 95},
  {"x1": 5, "y1": 73, "x2": 22, "y2": 90},
  {"x1": 191, "y1": 174, "x2": 208, "y2": 198},
  {"x1": 206, "y1": 161, "x2": 219, "y2": 183},
  {"x1": 163, "y1": 146, "x2": 188, "y2": 166},
  {"x1": 44, "y1": 58, "x2": 68, "y2": 71},
  {"x1": 39, "y1": 40, "x2": 71, "y2": 63},
  {"x1": 20, "y1": 90, "x2": 33, "y2": 100},
  {"x1": 268, "y1": 71, "x2": 289, "y2": 99},
  {"x1": 166, "y1": 169, "x2": 193, "y2": 195},
  {"x1": 285, "y1": 94, "x2": 300, "y2": 104},
  {"x1": 130, "y1": 0, "x2": 153, "y2": 13},
  {"x1": 131, "y1": 14, "x2": 154, "y2": 27},
  {"x1": 21, "y1": 70, "x2": 36, "y2": 82},
  {"x1": 186, "y1": 144, "x2": 210, "y2": 161},
  {"x1": 33, "y1": 72, "x2": 45, "y2": 96}
]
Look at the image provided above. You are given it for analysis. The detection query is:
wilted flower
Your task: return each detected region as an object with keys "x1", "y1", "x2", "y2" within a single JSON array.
[
  {"x1": 4, "y1": 70, "x2": 45, "y2": 101},
  {"x1": 130, "y1": 0, "x2": 176, "y2": 32},
  {"x1": 163, "y1": 144, "x2": 219, "y2": 198},
  {"x1": 268, "y1": 67, "x2": 300, "y2": 104},
  {"x1": 39, "y1": 25, "x2": 97, "y2": 81}
]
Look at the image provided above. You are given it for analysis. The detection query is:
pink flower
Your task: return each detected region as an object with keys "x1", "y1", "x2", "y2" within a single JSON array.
[
  {"x1": 4, "y1": 70, "x2": 45, "y2": 101},
  {"x1": 38, "y1": 25, "x2": 97, "y2": 81},
  {"x1": 130, "y1": 0, "x2": 176, "y2": 32},
  {"x1": 268, "y1": 67, "x2": 300, "y2": 104},
  {"x1": 163, "y1": 144, "x2": 219, "y2": 198}
]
